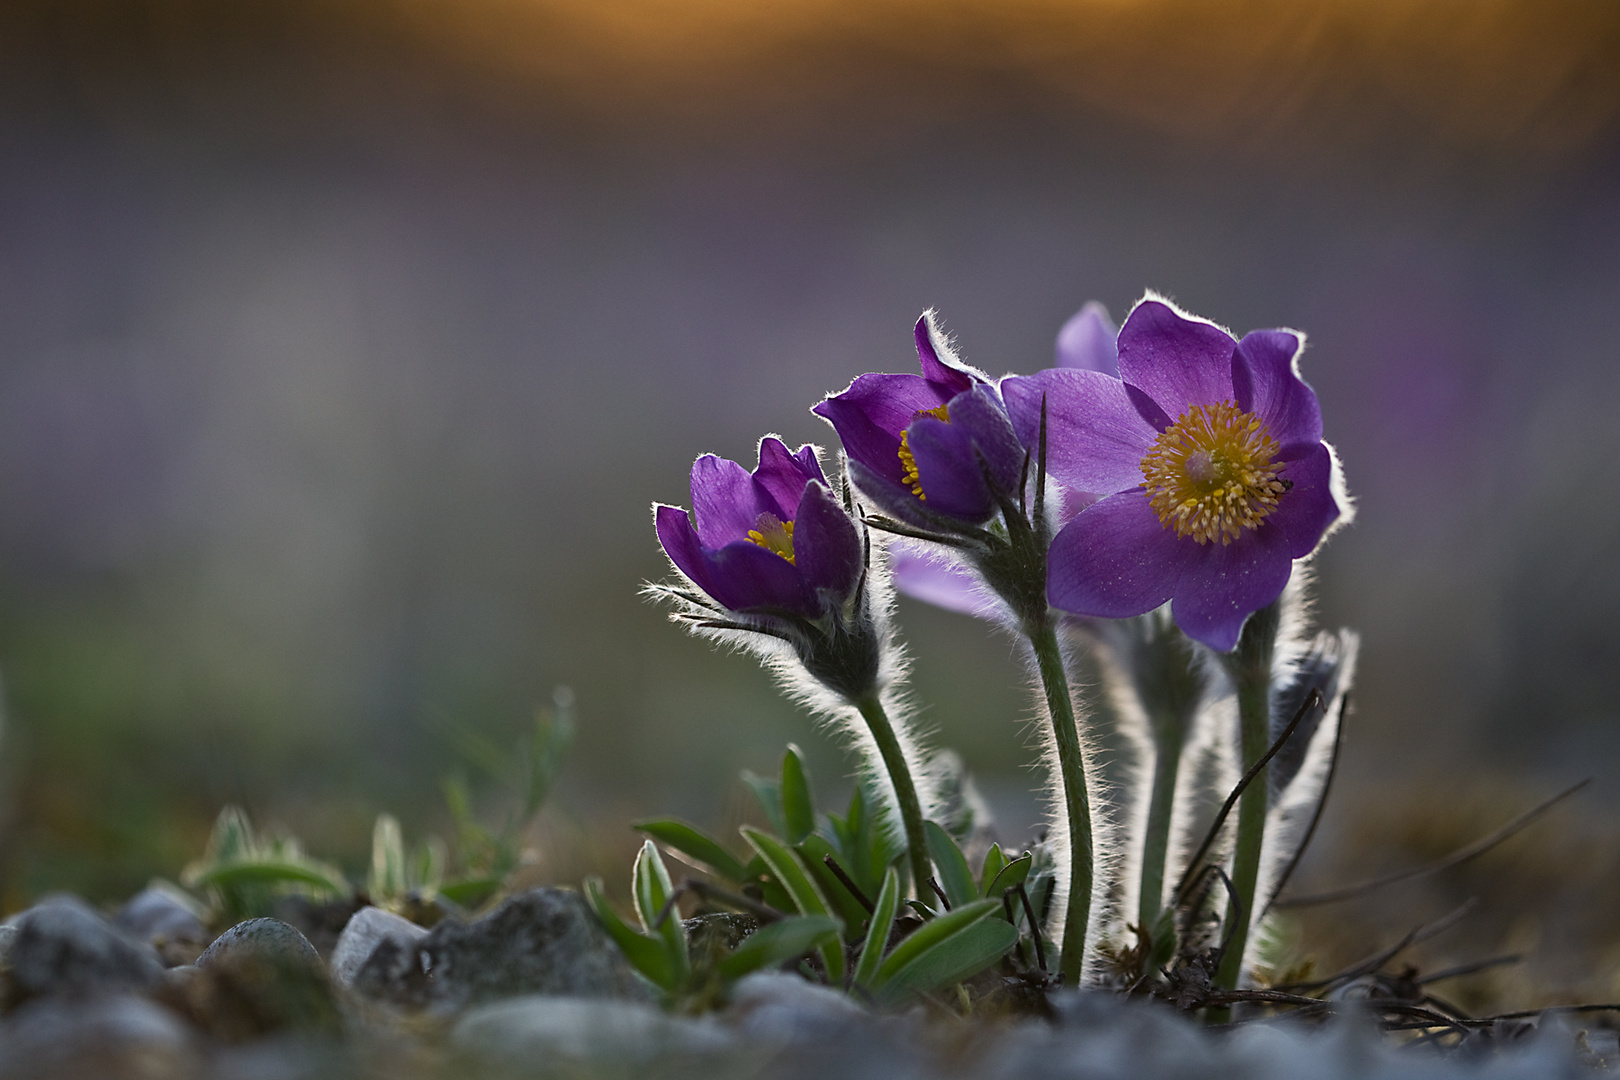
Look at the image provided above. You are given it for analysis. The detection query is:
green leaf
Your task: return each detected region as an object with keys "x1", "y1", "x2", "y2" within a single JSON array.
[
  {"x1": 978, "y1": 844, "x2": 1006, "y2": 898},
  {"x1": 924, "y1": 821, "x2": 977, "y2": 909},
  {"x1": 873, "y1": 897, "x2": 1000, "y2": 986},
  {"x1": 984, "y1": 853, "x2": 1032, "y2": 899},
  {"x1": 717, "y1": 916, "x2": 840, "y2": 980},
  {"x1": 741, "y1": 828, "x2": 844, "y2": 983},
  {"x1": 853, "y1": 867, "x2": 900, "y2": 988},
  {"x1": 369, "y1": 814, "x2": 408, "y2": 901},
  {"x1": 632, "y1": 841, "x2": 689, "y2": 984},
  {"x1": 796, "y1": 833, "x2": 873, "y2": 936},
  {"x1": 741, "y1": 771, "x2": 787, "y2": 838},
  {"x1": 438, "y1": 877, "x2": 501, "y2": 907},
  {"x1": 779, "y1": 745, "x2": 816, "y2": 845},
  {"x1": 584, "y1": 877, "x2": 676, "y2": 992},
  {"x1": 187, "y1": 860, "x2": 347, "y2": 896},
  {"x1": 872, "y1": 918, "x2": 1018, "y2": 1006},
  {"x1": 634, "y1": 819, "x2": 749, "y2": 884}
]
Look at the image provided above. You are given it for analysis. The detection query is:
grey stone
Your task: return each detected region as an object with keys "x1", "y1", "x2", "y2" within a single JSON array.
[
  {"x1": 353, "y1": 887, "x2": 647, "y2": 1009},
  {"x1": 450, "y1": 995, "x2": 731, "y2": 1067},
  {"x1": 0, "y1": 995, "x2": 199, "y2": 1080},
  {"x1": 328, "y1": 906, "x2": 426, "y2": 989},
  {"x1": 118, "y1": 885, "x2": 211, "y2": 966},
  {"x1": 189, "y1": 918, "x2": 339, "y2": 1037},
  {"x1": 0, "y1": 924, "x2": 17, "y2": 970},
  {"x1": 725, "y1": 971, "x2": 869, "y2": 1044},
  {"x1": 7, "y1": 894, "x2": 164, "y2": 1002}
]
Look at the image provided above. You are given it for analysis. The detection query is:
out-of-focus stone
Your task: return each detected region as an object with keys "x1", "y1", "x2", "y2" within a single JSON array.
[
  {"x1": 725, "y1": 971, "x2": 869, "y2": 1044},
  {"x1": 0, "y1": 995, "x2": 199, "y2": 1080},
  {"x1": 450, "y1": 995, "x2": 730, "y2": 1068},
  {"x1": 329, "y1": 907, "x2": 427, "y2": 989},
  {"x1": 178, "y1": 918, "x2": 339, "y2": 1039},
  {"x1": 6, "y1": 894, "x2": 164, "y2": 1003},
  {"x1": 117, "y1": 885, "x2": 211, "y2": 967},
  {"x1": 353, "y1": 887, "x2": 647, "y2": 1009},
  {"x1": 269, "y1": 895, "x2": 365, "y2": 960}
]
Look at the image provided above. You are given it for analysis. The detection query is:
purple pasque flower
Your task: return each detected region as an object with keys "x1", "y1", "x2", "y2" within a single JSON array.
[
  {"x1": 812, "y1": 314, "x2": 1025, "y2": 530},
  {"x1": 1002, "y1": 296, "x2": 1349, "y2": 652},
  {"x1": 655, "y1": 437, "x2": 863, "y2": 621},
  {"x1": 1055, "y1": 301, "x2": 1119, "y2": 376}
]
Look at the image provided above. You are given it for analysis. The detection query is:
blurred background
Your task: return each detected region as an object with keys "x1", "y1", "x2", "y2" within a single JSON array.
[{"x1": 2, "y1": 0, "x2": 1619, "y2": 1003}]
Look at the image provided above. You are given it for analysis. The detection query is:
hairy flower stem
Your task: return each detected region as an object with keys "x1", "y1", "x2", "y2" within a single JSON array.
[
  {"x1": 1137, "y1": 724, "x2": 1184, "y2": 954},
  {"x1": 854, "y1": 693, "x2": 934, "y2": 897},
  {"x1": 1212, "y1": 600, "x2": 1281, "y2": 1001},
  {"x1": 1029, "y1": 620, "x2": 1094, "y2": 985}
]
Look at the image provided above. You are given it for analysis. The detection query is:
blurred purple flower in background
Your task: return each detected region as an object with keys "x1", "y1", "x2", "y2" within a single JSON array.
[
  {"x1": 1003, "y1": 297, "x2": 1349, "y2": 651},
  {"x1": 654, "y1": 438, "x2": 862, "y2": 619},
  {"x1": 813, "y1": 314, "x2": 1025, "y2": 528},
  {"x1": 1055, "y1": 301, "x2": 1119, "y2": 375}
]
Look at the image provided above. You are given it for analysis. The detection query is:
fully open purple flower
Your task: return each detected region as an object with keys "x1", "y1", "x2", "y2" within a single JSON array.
[
  {"x1": 1002, "y1": 297, "x2": 1349, "y2": 651},
  {"x1": 813, "y1": 315, "x2": 1025, "y2": 528},
  {"x1": 655, "y1": 438, "x2": 862, "y2": 620}
]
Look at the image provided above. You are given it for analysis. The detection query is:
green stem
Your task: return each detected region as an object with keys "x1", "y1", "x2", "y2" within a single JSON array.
[
  {"x1": 1137, "y1": 723, "x2": 1184, "y2": 952},
  {"x1": 854, "y1": 693, "x2": 934, "y2": 898},
  {"x1": 1029, "y1": 619, "x2": 1094, "y2": 985},
  {"x1": 1212, "y1": 602, "x2": 1280, "y2": 999}
]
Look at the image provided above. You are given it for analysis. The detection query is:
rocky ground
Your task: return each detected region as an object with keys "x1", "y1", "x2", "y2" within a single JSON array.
[{"x1": 0, "y1": 886, "x2": 1610, "y2": 1079}]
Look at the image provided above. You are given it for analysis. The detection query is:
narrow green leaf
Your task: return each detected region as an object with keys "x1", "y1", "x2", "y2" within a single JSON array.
[
  {"x1": 978, "y1": 844, "x2": 1006, "y2": 898},
  {"x1": 873, "y1": 897, "x2": 1000, "y2": 987},
  {"x1": 741, "y1": 771, "x2": 787, "y2": 838},
  {"x1": 632, "y1": 841, "x2": 689, "y2": 983},
  {"x1": 872, "y1": 918, "x2": 1018, "y2": 1005},
  {"x1": 779, "y1": 745, "x2": 816, "y2": 845},
  {"x1": 741, "y1": 828, "x2": 844, "y2": 983},
  {"x1": 984, "y1": 853, "x2": 1033, "y2": 899},
  {"x1": 438, "y1": 877, "x2": 501, "y2": 907},
  {"x1": 717, "y1": 916, "x2": 840, "y2": 980},
  {"x1": 635, "y1": 819, "x2": 750, "y2": 883},
  {"x1": 370, "y1": 814, "x2": 408, "y2": 901},
  {"x1": 853, "y1": 867, "x2": 900, "y2": 987},
  {"x1": 796, "y1": 833, "x2": 872, "y2": 935},
  {"x1": 584, "y1": 877, "x2": 676, "y2": 992},
  {"x1": 924, "y1": 821, "x2": 977, "y2": 909},
  {"x1": 188, "y1": 860, "x2": 347, "y2": 896}
]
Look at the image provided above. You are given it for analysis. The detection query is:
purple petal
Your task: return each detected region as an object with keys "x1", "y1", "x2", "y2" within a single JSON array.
[
  {"x1": 1046, "y1": 491, "x2": 1186, "y2": 618},
  {"x1": 1265, "y1": 442, "x2": 1342, "y2": 559},
  {"x1": 846, "y1": 459, "x2": 942, "y2": 530},
  {"x1": 1232, "y1": 330, "x2": 1322, "y2": 448},
  {"x1": 813, "y1": 372, "x2": 947, "y2": 484},
  {"x1": 656, "y1": 504, "x2": 724, "y2": 600},
  {"x1": 915, "y1": 314, "x2": 977, "y2": 397},
  {"x1": 904, "y1": 415, "x2": 994, "y2": 521},
  {"x1": 1169, "y1": 530, "x2": 1296, "y2": 652},
  {"x1": 1055, "y1": 302, "x2": 1119, "y2": 376},
  {"x1": 689, "y1": 455, "x2": 763, "y2": 547},
  {"x1": 1116, "y1": 299, "x2": 1238, "y2": 418},
  {"x1": 754, "y1": 437, "x2": 823, "y2": 520},
  {"x1": 707, "y1": 540, "x2": 815, "y2": 615},
  {"x1": 890, "y1": 541, "x2": 1001, "y2": 619},
  {"x1": 947, "y1": 384, "x2": 1026, "y2": 496},
  {"x1": 1002, "y1": 370, "x2": 1157, "y2": 495},
  {"x1": 793, "y1": 481, "x2": 862, "y2": 601}
]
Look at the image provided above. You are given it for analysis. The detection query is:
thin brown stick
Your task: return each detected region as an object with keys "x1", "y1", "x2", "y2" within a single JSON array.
[
  {"x1": 1271, "y1": 899, "x2": 1475, "y2": 992},
  {"x1": 1174, "y1": 690, "x2": 1323, "y2": 902},
  {"x1": 1274, "y1": 779, "x2": 1589, "y2": 907}
]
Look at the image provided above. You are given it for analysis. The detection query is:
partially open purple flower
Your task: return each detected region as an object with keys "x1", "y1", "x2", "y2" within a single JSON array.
[
  {"x1": 655, "y1": 438, "x2": 862, "y2": 620},
  {"x1": 813, "y1": 315, "x2": 1025, "y2": 529},
  {"x1": 1002, "y1": 297, "x2": 1350, "y2": 651}
]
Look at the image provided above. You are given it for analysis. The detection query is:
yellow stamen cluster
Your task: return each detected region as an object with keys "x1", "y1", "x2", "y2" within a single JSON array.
[
  {"x1": 746, "y1": 513, "x2": 796, "y2": 564},
  {"x1": 897, "y1": 404, "x2": 952, "y2": 499},
  {"x1": 1139, "y1": 400, "x2": 1287, "y2": 545}
]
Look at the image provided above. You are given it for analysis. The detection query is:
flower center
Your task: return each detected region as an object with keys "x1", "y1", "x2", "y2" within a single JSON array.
[
  {"x1": 1139, "y1": 400, "x2": 1288, "y2": 545},
  {"x1": 897, "y1": 404, "x2": 951, "y2": 499},
  {"x1": 746, "y1": 512, "x2": 796, "y2": 564}
]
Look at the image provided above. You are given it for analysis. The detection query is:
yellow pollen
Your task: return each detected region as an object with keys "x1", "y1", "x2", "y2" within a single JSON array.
[
  {"x1": 746, "y1": 513, "x2": 796, "y2": 564},
  {"x1": 897, "y1": 404, "x2": 952, "y2": 499},
  {"x1": 1139, "y1": 400, "x2": 1288, "y2": 545}
]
